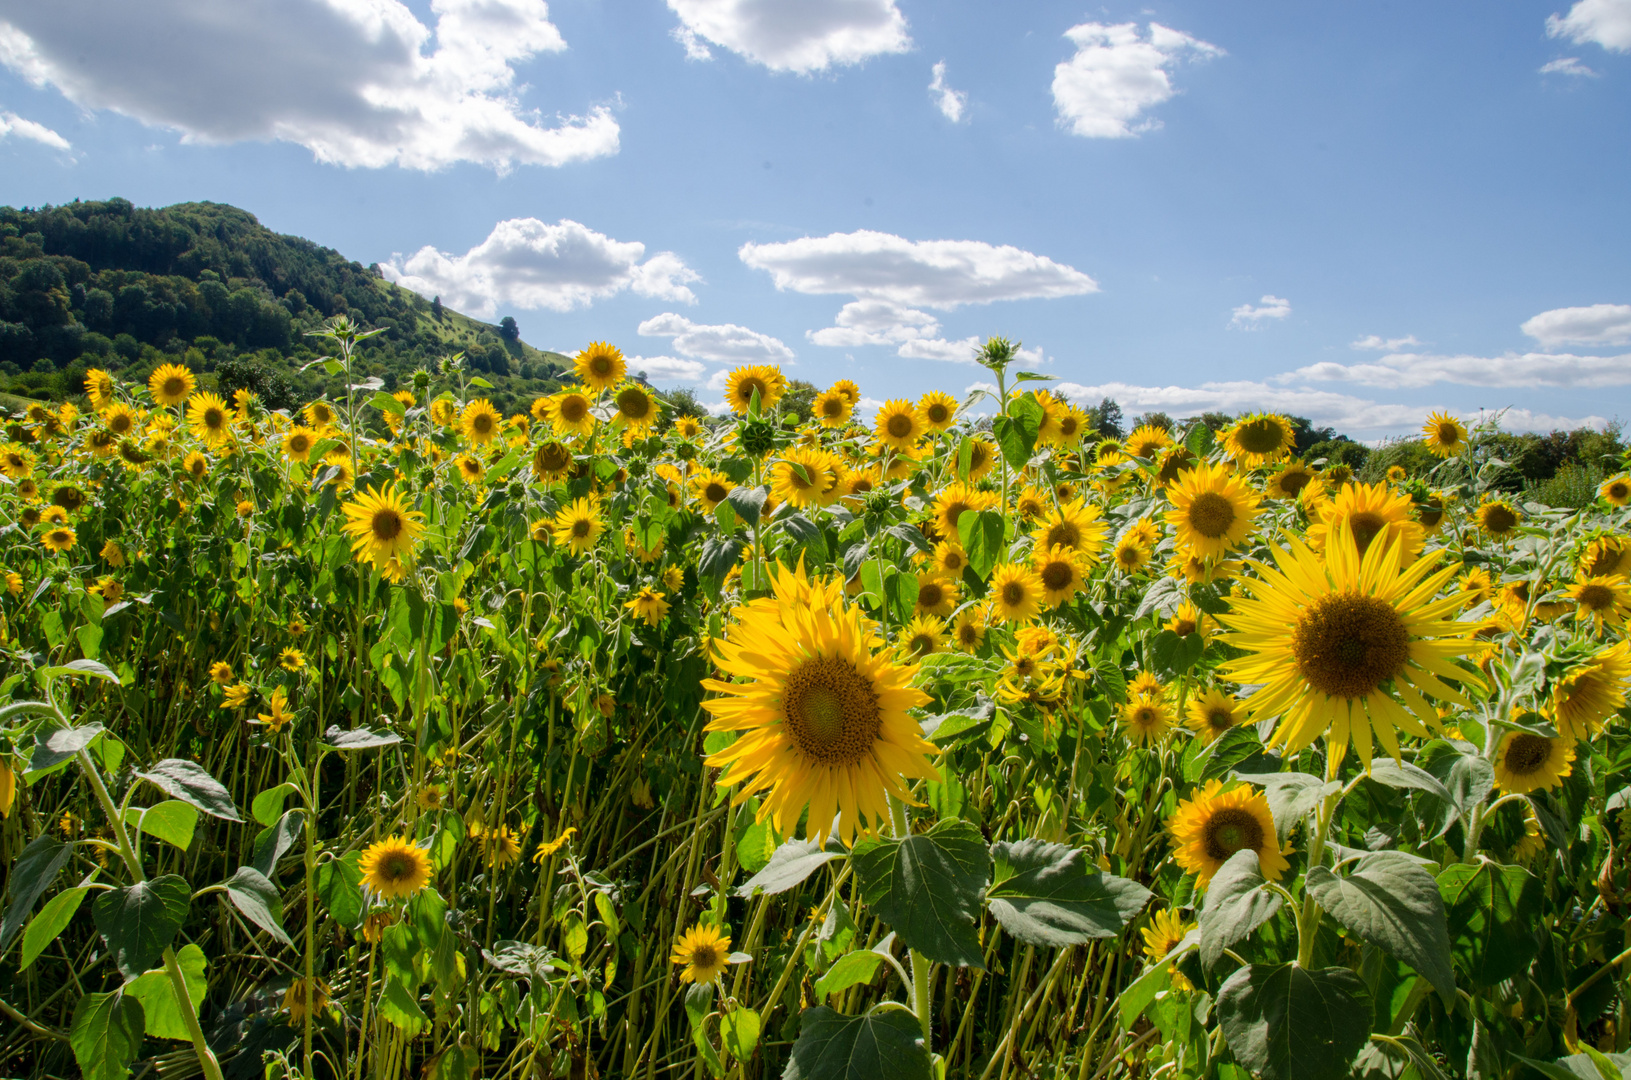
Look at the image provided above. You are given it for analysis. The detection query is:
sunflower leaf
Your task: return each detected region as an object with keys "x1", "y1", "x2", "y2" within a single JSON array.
[
  {"x1": 1436, "y1": 861, "x2": 1542, "y2": 986},
  {"x1": 853, "y1": 819, "x2": 988, "y2": 968},
  {"x1": 92, "y1": 876, "x2": 190, "y2": 979},
  {"x1": 322, "y1": 725, "x2": 403, "y2": 750},
  {"x1": 986, "y1": 839, "x2": 1151, "y2": 946},
  {"x1": 69, "y1": 991, "x2": 146, "y2": 1080},
  {"x1": 1216, "y1": 962, "x2": 1373, "y2": 1080},
  {"x1": 736, "y1": 838, "x2": 843, "y2": 898},
  {"x1": 957, "y1": 510, "x2": 1005, "y2": 580},
  {"x1": 134, "y1": 758, "x2": 243, "y2": 822},
  {"x1": 224, "y1": 866, "x2": 293, "y2": 947},
  {"x1": 784, "y1": 1005, "x2": 931, "y2": 1080},
  {"x1": 1306, "y1": 852, "x2": 1456, "y2": 1005},
  {"x1": 1253, "y1": 773, "x2": 1340, "y2": 841},
  {"x1": 1199, "y1": 849, "x2": 1283, "y2": 970}
]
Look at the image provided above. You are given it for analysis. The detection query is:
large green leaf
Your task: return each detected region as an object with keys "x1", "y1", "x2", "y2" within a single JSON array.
[
  {"x1": 1436, "y1": 861, "x2": 1542, "y2": 985},
  {"x1": 1215, "y1": 963, "x2": 1373, "y2": 1080},
  {"x1": 1, "y1": 833, "x2": 74, "y2": 951},
  {"x1": 123, "y1": 799, "x2": 200, "y2": 852},
  {"x1": 1306, "y1": 852, "x2": 1455, "y2": 1004},
  {"x1": 736, "y1": 838, "x2": 844, "y2": 897},
  {"x1": 93, "y1": 875, "x2": 191, "y2": 979},
  {"x1": 1199, "y1": 850, "x2": 1283, "y2": 969},
  {"x1": 1256, "y1": 774, "x2": 1340, "y2": 842},
  {"x1": 225, "y1": 865, "x2": 294, "y2": 947},
  {"x1": 1417, "y1": 744, "x2": 1493, "y2": 838},
  {"x1": 20, "y1": 883, "x2": 91, "y2": 970},
  {"x1": 720, "y1": 1004, "x2": 761, "y2": 1064},
  {"x1": 135, "y1": 758, "x2": 243, "y2": 822},
  {"x1": 986, "y1": 839, "x2": 1151, "y2": 947},
  {"x1": 853, "y1": 820, "x2": 988, "y2": 968},
  {"x1": 785, "y1": 1006, "x2": 931, "y2": 1080},
  {"x1": 316, "y1": 852, "x2": 365, "y2": 931},
  {"x1": 125, "y1": 942, "x2": 208, "y2": 1041},
  {"x1": 69, "y1": 991, "x2": 145, "y2": 1080},
  {"x1": 815, "y1": 949, "x2": 888, "y2": 1001},
  {"x1": 957, "y1": 510, "x2": 1006, "y2": 581}
]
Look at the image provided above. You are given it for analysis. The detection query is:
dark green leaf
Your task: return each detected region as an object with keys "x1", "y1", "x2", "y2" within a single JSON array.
[
  {"x1": 1437, "y1": 861, "x2": 1542, "y2": 986},
  {"x1": 785, "y1": 1006, "x2": 931, "y2": 1080},
  {"x1": 69, "y1": 991, "x2": 145, "y2": 1080},
  {"x1": 957, "y1": 510, "x2": 1006, "y2": 580},
  {"x1": 724, "y1": 485, "x2": 766, "y2": 528},
  {"x1": 986, "y1": 839, "x2": 1151, "y2": 947},
  {"x1": 736, "y1": 838, "x2": 844, "y2": 897},
  {"x1": 782, "y1": 513, "x2": 829, "y2": 563},
  {"x1": 252, "y1": 809, "x2": 305, "y2": 878},
  {"x1": 225, "y1": 865, "x2": 294, "y2": 947},
  {"x1": 1197, "y1": 725, "x2": 1266, "y2": 782},
  {"x1": 1, "y1": 834, "x2": 75, "y2": 951},
  {"x1": 853, "y1": 820, "x2": 988, "y2": 967},
  {"x1": 1306, "y1": 852, "x2": 1455, "y2": 1004},
  {"x1": 1256, "y1": 774, "x2": 1340, "y2": 842},
  {"x1": 1200, "y1": 850, "x2": 1283, "y2": 969},
  {"x1": 1365, "y1": 760, "x2": 1454, "y2": 805},
  {"x1": 684, "y1": 982, "x2": 724, "y2": 1078},
  {"x1": 93, "y1": 875, "x2": 190, "y2": 979},
  {"x1": 886, "y1": 570, "x2": 920, "y2": 625},
  {"x1": 135, "y1": 758, "x2": 243, "y2": 822},
  {"x1": 1216, "y1": 963, "x2": 1373, "y2": 1080},
  {"x1": 27, "y1": 720, "x2": 106, "y2": 774},
  {"x1": 699, "y1": 537, "x2": 744, "y2": 585}
]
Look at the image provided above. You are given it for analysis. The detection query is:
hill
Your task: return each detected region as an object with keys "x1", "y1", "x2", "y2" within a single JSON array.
[{"x1": 0, "y1": 198, "x2": 572, "y2": 415}]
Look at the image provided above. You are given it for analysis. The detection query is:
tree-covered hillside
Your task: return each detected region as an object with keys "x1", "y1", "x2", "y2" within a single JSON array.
[{"x1": 0, "y1": 198, "x2": 572, "y2": 415}]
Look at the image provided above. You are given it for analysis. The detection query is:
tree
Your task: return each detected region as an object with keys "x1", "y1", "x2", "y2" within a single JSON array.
[
  {"x1": 1130, "y1": 411, "x2": 1174, "y2": 432},
  {"x1": 1086, "y1": 397, "x2": 1124, "y2": 439},
  {"x1": 782, "y1": 379, "x2": 819, "y2": 424},
  {"x1": 499, "y1": 316, "x2": 519, "y2": 345},
  {"x1": 431, "y1": 296, "x2": 444, "y2": 322}
]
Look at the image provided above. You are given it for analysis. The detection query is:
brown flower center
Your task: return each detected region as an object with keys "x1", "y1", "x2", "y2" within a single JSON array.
[
  {"x1": 1436, "y1": 422, "x2": 1461, "y2": 444},
  {"x1": 1292, "y1": 592, "x2": 1410, "y2": 699},
  {"x1": 1503, "y1": 733, "x2": 1551, "y2": 776},
  {"x1": 1187, "y1": 492, "x2": 1237, "y2": 539},
  {"x1": 782, "y1": 657, "x2": 881, "y2": 765},
  {"x1": 1234, "y1": 418, "x2": 1286, "y2": 455},
  {"x1": 1040, "y1": 560, "x2": 1075, "y2": 591},
  {"x1": 1347, "y1": 511, "x2": 1387, "y2": 555},
  {"x1": 1044, "y1": 521, "x2": 1080, "y2": 549},
  {"x1": 572, "y1": 519, "x2": 591, "y2": 539},
  {"x1": 1203, "y1": 807, "x2": 1265, "y2": 861},
  {"x1": 919, "y1": 581, "x2": 945, "y2": 608},
  {"x1": 1206, "y1": 708, "x2": 1233, "y2": 732},
  {"x1": 372, "y1": 509, "x2": 403, "y2": 541},
  {"x1": 1577, "y1": 584, "x2": 1614, "y2": 612},
  {"x1": 1002, "y1": 581, "x2": 1026, "y2": 606},
  {"x1": 1483, "y1": 504, "x2": 1518, "y2": 534},
  {"x1": 886, "y1": 413, "x2": 914, "y2": 439},
  {"x1": 617, "y1": 388, "x2": 652, "y2": 420}
]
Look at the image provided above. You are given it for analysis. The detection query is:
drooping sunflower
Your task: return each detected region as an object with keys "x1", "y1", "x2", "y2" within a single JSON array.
[
  {"x1": 1186, "y1": 687, "x2": 1242, "y2": 745},
  {"x1": 532, "y1": 440, "x2": 574, "y2": 482},
  {"x1": 575, "y1": 341, "x2": 626, "y2": 393},
  {"x1": 900, "y1": 614, "x2": 947, "y2": 659},
  {"x1": 672, "y1": 924, "x2": 732, "y2": 985},
  {"x1": 257, "y1": 686, "x2": 293, "y2": 731},
  {"x1": 1552, "y1": 641, "x2": 1631, "y2": 741},
  {"x1": 1121, "y1": 695, "x2": 1175, "y2": 747},
  {"x1": 1493, "y1": 728, "x2": 1574, "y2": 795},
  {"x1": 341, "y1": 485, "x2": 424, "y2": 582},
  {"x1": 986, "y1": 562, "x2": 1044, "y2": 625},
  {"x1": 1581, "y1": 535, "x2": 1631, "y2": 579},
  {"x1": 40, "y1": 525, "x2": 77, "y2": 553},
  {"x1": 874, "y1": 399, "x2": 925, "y2": 452},
  {"x1": 359, "y1": 836, "x2": 433, "y2": 900},
  {"x1": 1219, "y1": 522, "x2": 1485, "y2": 767},
  {"x1": 1141, "y1": 908, "x2": 1196, "y2": 990},
  {"x1": 481, "y1": 825, "x2": 524, "y2": 869},
  {"x1": 613, "y1": 382, "x2": 660, "y2": 435},
  {"x1": 1221, "y1": 414, "x2": 1295, "y2": 467},
  {"x1": 951, "y1": 606, "x2": 988, "y2": 652},
  {"x1": 1031, "y1": 499, "x2": 1108, "y2": 560},
  {"x1": 625, "y1": 587, "x2": 670, "y2": 627},
  {"x1": 690, "y1": 470, "x2": 737, "y2": 513},
  {"x1": 1124, "y1": 424, "x2": 1173, "y2": 460},
  {"x1": 933, "y1": 482, "x2": 998, "y2": 540},
  {"x1": 1167, "y1": 780, "x2": 1289, "y2": 887},
  {"x1": 1569, "y1": 575, "x2": 1631, "y2": 626},
  {"x1": 701, "y1": 562, "x2": 938, "y2": 845},
  {"x1": 1033, "y1": 546, "x2": 1089, "y2": 607},
  {"x1": 1306, "y1": 481, "x2": 1425, "y2": 565},
  {"x1": 1165, "y1": 461, "x2": 1260, "y2": 561},
  {"x1": 460, "y1": 399, "x2": 503, "y2": 445},
  {"x1": 84, "y1": 367, "x2": 116, "y2": 411},
  {"x1": 282, "y1": 978, "x2": 331, "y2": 1024},
  {"x1": 551, "y1": 498, "x2": 604, "y2": 555},
  {"x1": 918, "y1": 390, "x2": 959, "y2": 432},
  {"x1": 724, "y1": 365, "x2": 787, "y2": 415},
  {"x1": 1422, "y1": 411, "x2": 1467, "y2": 457},
  {"x1": 283, "y1": 426, "x2": 318, "y2": 463},
  {"x1": 148, "y1": 363, "x2": 196, "y2": 407},
  {"x1": 813, "y1": 388, "x2": 853, "y2": 428},
  {"x1": 1601, "y1": 474, "x2": 1631, "y2": 507},
  {"x1": 1476, "y1": 498, "x2": 1522, "y2": 539}
]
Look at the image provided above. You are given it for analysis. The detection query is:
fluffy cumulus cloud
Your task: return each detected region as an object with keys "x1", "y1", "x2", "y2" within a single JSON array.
[
  {"x1": 1521, "y1": 303, "x2": 1631, "y2": 347},
  {"x1": 1547, "y1": 0, "x2": 1631, "y2": 52},
  {"x1": 806, "y1": 300, "x2": 940, "y2": 347},
  {"x1": 1351, "y1": 334, "x2": 1423, "y2": 351},
  {"x1": 0, "y1": 108, "x2": 68, "y2": 149},
  {"x1": 1051, "y1": 22, "x2": 1222, "y2": 139},
  {"x1": 666, "y1": 0, "x2": 909, "y2": 73},
  {"x1": 1288, "y1": 350, "x2": 1631, "y2": 389},
  {"x1": 0, "y1": 0, "x2": 618, "y2": 171},
  {"x1": 628, "y1": 355, "x2": 708, "y2": 384},
  {"x1": 638, "y1": 312, "x2": 795, "y2": 365},
  {"x1": 929, "y1": 61, "x2": 967, "y2": 122},
  {"x1": 381, "y1": 218, "x2": 699, "y2": 318},
  {"x1": 1229, "y1": 295, "x2": 1291, "y2": 329}
]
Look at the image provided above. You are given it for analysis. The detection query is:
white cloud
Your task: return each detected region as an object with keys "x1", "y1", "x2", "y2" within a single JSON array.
[
  {"x1": 666, "y1": 0, "x2": 909, "y2": 73},
  {"x1": 639, "y1": 312, "x2": 795, "y2": 364},
  {"x1": 1287, "y1": 350, "x2": 1631, "y2": 389},
  {"x1": 1540, "y1": 56, "x2": 1600, "y2": 76},
  {"x1": 1051, "y1": 22, "x2": 1222, "y2": 139},
  {"x1": 897, "y1": 335, "x2": 983, "y2": 363},
  {"x1": 807, "y1": 300, "x2": 941, "y2": 347},
  {"x1": 1351, "y1": 334, "x2": 1422, "y2": 351},
  {"x1": 1547, "y1": 0, "x2": 1631, "y2": 52},
  {"x1": 629, "y1": 355, "x2": 707, "y2": 383},
  {"x1": 740, "y1": 229, "x2": 1098, "y2": 308},
  {"x1": 929, "y1": 61, "x2": 967, "y2": 122},
  {"x1": 381, "y1": 218, "x2": 699, "y2": 318},
  {"x1": 1230, "y1": 295, "x2": 1291, "y2": 329},
  {"x1": 1521, "y1": 303, "x2": 1631, "y2": 347},
  {"x1": 0, "y1": 0, "x2": 617, "y2": 172},
  {"x1": 0, "y1": 108, "x2": 68, "y2": 149}
]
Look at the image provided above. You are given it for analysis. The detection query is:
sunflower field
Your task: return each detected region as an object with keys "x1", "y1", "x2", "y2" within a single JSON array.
[{"x1": 2, "y1": 322, "x2": 1631, "y2": 1080}]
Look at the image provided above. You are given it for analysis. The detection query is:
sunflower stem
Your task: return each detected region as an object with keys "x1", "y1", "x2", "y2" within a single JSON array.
[
  {"x1": 888, "y1": 795, "x2": 934, "y2": 1054},
  {"x1": 1295, "y1": 771, "x2": 1342, "y2": 969}
]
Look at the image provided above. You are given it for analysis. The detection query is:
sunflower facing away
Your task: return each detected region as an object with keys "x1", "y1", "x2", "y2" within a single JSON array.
[
  {"x1": 148, "y1": 363, "x2": 196, "y2": 407},
  {"x1": 1165, "y1": 461, "x2": 1261, "y2": 561},
  {"x1": 1422, "y1": 411, "x2": 1467, "y2": 457},
  {"x1": 724, "y1": 365, "x2": 787, "y2": 415},
  {"x1": 1168, "y1": 780, "x2": 1290, "y2": 887},
  {"x1": 1492, "y1": 728, "x2": 1574, "y2": 795},
  {"x1": 701, "y1": 562, "x2": 938, "y2": 846},
  {"x1": 1552, "y1": 641, "x2": 1631, "y2": 741},
  {"x1": 672, "y1": 924, "x2": 732, "y2": 985},
  {"x1": 552, "y1": 498, "x2": 604, "y2": 555},
  {"x1": 575, "y1": 341, "x2": 626, "y2": 393},
  {"x1": 341, "y1": 485, "x2": 424, "y2": 582},
  {"x1": 359, "y1": 836, "x2": 433, "y2": 900}
]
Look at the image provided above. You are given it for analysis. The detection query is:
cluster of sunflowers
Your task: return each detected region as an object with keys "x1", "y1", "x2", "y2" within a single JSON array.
[{"x1": 2, "y1": 324, "x2": 1630, "y2": 1080}]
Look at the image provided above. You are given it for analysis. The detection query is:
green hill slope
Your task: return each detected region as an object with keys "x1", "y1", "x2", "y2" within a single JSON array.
[{"x1": 0, "y1": 197, "x2": 570, "y2": 415}]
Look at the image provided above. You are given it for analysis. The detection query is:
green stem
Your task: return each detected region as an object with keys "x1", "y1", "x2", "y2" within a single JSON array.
[{"x1": 888, "y1": 795, "x2": 933, "y2": 1055}]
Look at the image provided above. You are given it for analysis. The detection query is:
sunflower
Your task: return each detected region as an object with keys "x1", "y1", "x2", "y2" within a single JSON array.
[
  {"x1": 724, "y1": 365, "x2": 787, "y2": 414},
  {"x1": 929, "y1": 541, "x2": 967, "y2": 578},
  {"x1": 0, "y1": 445, "x2": 32, "y2": 479},
  {"x1": 455, "y1": 455, "x2": 484, "y2": 485},
  {"x1": 933, "y1": 482, "x2": 998, "y2": 540},
  {"x1": 830, "y1": 379, "x2": 861, "y2": 406},
  {"x1": 148, "y1": 363, "x2": 196, "y2": 407},
  {"x1": 1093, "y1": 439, "x2": 1125, "y2": 468},
  {"x1": 41, "y1": 526, "x2": 76, "y2": 553},
  {"x1": 1476, "y1": 499, "x2": 1522, "y2": 539},
  {"x1": 279, "y1": 647, "x2": 306, "y2": 672},
  {"x1": 429, "y1": 398, "x2": 458, "y2": 427},
  {"x1": 1307, "y1": 481, "x2": 1425, "y2": 565},
  {"x1": 1264, "y1": 461, "x2": 1316, "y2": 500},
  {"x1": 625, "y1": 527, "x2": 665, "y2": 563},
  {"x1": 918, "y1": 390, "x2": 958, "y2": 432},
  {"x1": 1220, "y1": 522, "x2": 1484, "y2": 767},
  {"x1": 532, "y1": 440, "x2": 574, "y2": 482},
  {"x1": 1153, "y1": 445, "x2": 1196, "y2": 488},
  {"x1": 672, "y1": 924, "x2": 732, "y2": 985},
  {"x1": 1415, "y1": 492, "x2": 1449, "y2": 534},
  {"x1": 1221, "y1": 414, "x2": 1295, "y2": 467},
  {"x1": 1111, "y1": 537, "x2": 1150, "y2": 574},
  {"x1": 551, "y1": 391, "x2": 597, "y2": 438},
  {"x1": 1013, "y1": 486, "x2": 1049, "y2": 521},
  {"x1": 104, "y1": 403, "x2": 141, "y2": 439},
  {"x1": 359, "y1": 836, "x2": 433, "y2": 900},
  {"x1": 1569, "y1": 575, "x2": 1631, "y2": 626},
  {"x1": 913, "y1": 572, "x2": 959, "y2": 618},
  {"x1": 1601, "y1": 474, "x2": 1631, "y2": 507},
  {"x1": 551, "y1": 498, "x2": 604, "y2": 555},
  {"x1": 1581, "y1": 535, "x2": 1631, "y2": 579},
  {"x1": 954, "y1": 437, "x2": 994, "y2": 482},
  {"x1": 625, "y1": 587, "x2": 671, "y2": 626},
  {"x1": 613, "y1": 382, "x2": 660, "y2": 435},
  {"x1": 674, "y1": 415, "x2": 702, "y2": 438},
  {"x1": 1511, "y1": 808, "x2": 1546, "y2": 863},
  {"x1": 900, "y1": 614, "x2": 947, "y2": 659},
  {"x1": 1552, "y1": 641, "x2": 1631, "y2": 741},
  {"x1": 283, "y1": 426, "x2": 318, "y2": 463},
  {"x1": 209, "y1": 661, "x2": 234, "y2": 685},
  {"x1": 1033, "y1": 546, "x2": 1089, "y2": 607},
  {"x1": 874, "y1": 399, "x2": 925, "y2": 452},
  {"x1": 257, "y1": 686, "x2": 293, "y2": 731},
  {"x1": 1141, "y1": 908, "x2": 1196, "y2": 990},
  {"x1": 533, "y1": 826, "x2": 577, "y2": 862},
  {"x1": 1493, "y1": 728, "x2": 1574, "y2": 795},
  {"x1": 1167, "y1": 601, "x2": 1204, "y2": 638},
  {"x1": 1031, "y1": 499, "x2": 1108, "y2": 560},
  {"x1": 481, "y1": 825, "x2": 524, "y2": 869},
  {"x1": 84, "y1": 368, "x2": 116, "y2": 410},
  {"x1": 1167, "y1": 780, "x2": 1289, "y2": 887},
  {"x1": 575, "y1": 341, "x2": 626, "y2": 393},
  {"x1": 282, "y1": 978, "x2": 331, "y2": 1024},
  {"x1": 1124, "y1": 424, "x2": 1173, "y2": 460},
  {"x1": 988, "y1": 563, "x2": 1044, "y2": 624},
  {"x1": 460, "y1": 399, "x2": 503, "y2": 445},
  {"x1": 1181, "y1": 686, "x2": 1240, "y2": 744},
  {"x1": 222, "y1": 683, "x2": 251, "y2": 710},
  {"x1": 770, "y1": 447, "x2": 841, "y2": 509},
  {"x1": 40, "y1": 506, "x2": 68, "y2": 526},
  {"x1": 701, "y1": 562, "x2": 938, "y2": 845},
  {"x1": 1422, "y1": 411, "x2": 1467, "y2": 457},
  {"x1": 1121, "y1": 695, "x2": 1175, "y2": 747},
  {"x1": 951, "y1": 606, "x2": 988, "y2": 652},
  {"x1": 691, "y1": 470, "x2": 736, "y2": 513},
  {"x1": 341, "y1": 485, "x2": 424, "y2": 582},
  {"x1": 182, "y1": 451, "x2": 209, "y2": 481},
  {"x1": 1166, "y1": 461, "x2": 1260, "y2": 561}
]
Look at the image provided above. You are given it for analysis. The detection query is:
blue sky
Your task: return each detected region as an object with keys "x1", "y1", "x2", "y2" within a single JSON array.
[{"x1": 2, "y1": 0, "x2": 1628, "y2": 437}]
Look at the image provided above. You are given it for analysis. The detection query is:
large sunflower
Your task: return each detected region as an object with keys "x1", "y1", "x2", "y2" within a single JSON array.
[
  {"x1": 1476, "y1": 498, "x2": 1522, "y2": 539},
  {"x1": 770, "y1": 447, "x2": 842, "y2": 509},
  {"x1": 874, "y1": 399, "x2": 925, "y2": 452},
  {"x1": 933, "y1": 482, "x2": 998, "y2": 540},
  {"x1": 1552, "y1": 641, "x2": 1631, "y2": 741},
  {"x1": 1569, "y1": 575, "x2": 1631, "y2": 626},
  {"x1": 1165, "y1": 461, "x2": 1260, "y2": 561},
  {"x1": 359, "y1": 836, "x2": 433, "y2": 900},
  {"x1": 460, "y1": 399, "x2": 503, "y2": 445},
  {"x1": 613, "y1": 382, "x2": 660, "y2": 436},
  {"x1": 341, "y1": 485, "x2": 424, "y2": 582},
  {"x1": 1124, "y1": 424, "x2": 1173, "y2": 460},
  {"x1": 691, "y1": 470, "x2": 737, "y2": 513},
  {"x1": 672, "y1": 924, "x2": 732, "y2": 985},
  {"x1": 1167, "y1": 780, "x2": 1289, "y2": 887},
  {"x1": 550, "y1": 391, "x2": 596, "y2": 438},
  {"x1": 186, "y1": 392, "x2": 233, "y2": 446},
  {"x1": 918, "y1": 390, "x2": 958, "y2": 432},
  {"x1": 813, "y1": 388, "x2": 852, "y2": 428},
  {"x1": 575, "y1": 342, "x2": 626, "y2": 393},
  {"x1": 1601, "y1": 474, "x2": 1631, "y2": 507},
  {"x1": 551, "y1": 498, "x2": 604, "y2": 555},
  {"x1": 148, "y1": 363, "x2": 196, "y2": 407},
  {"x1": 1422, "y1": 411, "x2": 1467, "y2": 458},
  {"x1": 1030, "y1": 499, "x2": 1108, "y2": 561},
  {"x1": 1033, "y1": 546, "x2": 1089, "y2": 607},
  {"x1": 1221, "y1": 414, "x2": 1295, "y2": 467},
  {"x1": 724, "y1": 365, "x2": 787, "y2": 415},
  {"x1": 988, "y1": 563, "x2": 1044, "y2": 624},
  {"x1": 701, "y1": 562, "x2": 938, "y2": 845},
  {"x1": 1306, "y1": 481, "x2": 1425, "y2": 565},
  {"x1": 1492, "y1": 728, "x2": 1573, "y2": 795},
  {"x1": 1219, "y1": 522, "x2": 1485, "y2": 767}
]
